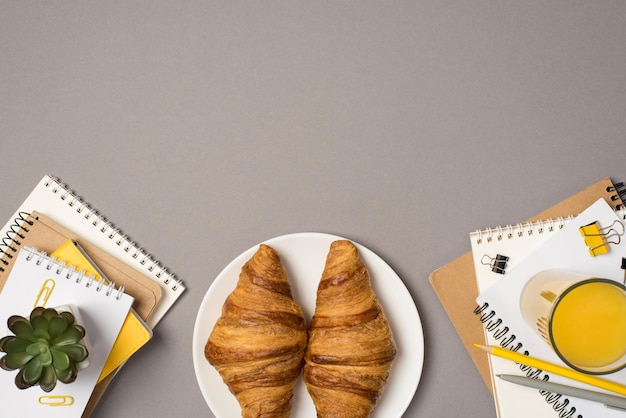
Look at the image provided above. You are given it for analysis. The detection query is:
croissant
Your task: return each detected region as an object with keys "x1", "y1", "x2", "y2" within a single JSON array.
[
  {"x1": 304, "y1": 240, "x2": 397, "y2": 418},
  {"x1": 204, "y1": 244, "x2": 307, "y2": 418}
]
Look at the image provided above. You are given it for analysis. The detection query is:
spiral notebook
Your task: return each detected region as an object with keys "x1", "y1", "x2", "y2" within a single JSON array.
[
  {"x1": 0, "y1": 247, "x2": 133, "y2": 418},
  {"x1": 0, "y1": 212, "x2": 161, "y2": 322},
  {"x1": 471, "y1": 216, "x2": 575, "y2": 295},
  {"x1": 0, "y1": 175, "x2": 183, "y2": 328},
  {"x1": 429, "y1": 177, "x2": 625, "y2": 392},
  {"x1": 471, "y1": 217, "x2": 575, "y2": 417},
  {"x1": 475, "y1": 198, "x2": 626, "y2": 418}
]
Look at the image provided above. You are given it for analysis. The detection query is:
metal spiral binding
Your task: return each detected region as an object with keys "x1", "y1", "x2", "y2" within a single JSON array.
[
  {"x1": 43, "y1": 176, "x2": 182, "y2": 291},
  {"x1": 24, "y1": 247, "x2": 125, "y2": 300},
  {"x1": 0, "y1": 212, "x2": 34, "y2": 271},
  {"x1": 472, "y1": 216, "x2": 574, "y2": 245},
  {"x1": 474, "y1": 303, "x2": 582, "y2": 417},
  {"x1": 474, "y1": 303, "x2": 521, "y2": 351},
  {"x1": 609, "y1": 182, "x2": 626, "y2": 220},
  {"x1": 473, "y1": 181, "x2": 626, "y2": 245},
  {"x1": 607, "y1": 181, "x2": 626, "y2": 201}
]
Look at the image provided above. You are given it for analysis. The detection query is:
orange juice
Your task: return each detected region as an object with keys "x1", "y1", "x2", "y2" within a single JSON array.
[{"x1": 551, "y1": 280, "x2": 626, "y2": 369}]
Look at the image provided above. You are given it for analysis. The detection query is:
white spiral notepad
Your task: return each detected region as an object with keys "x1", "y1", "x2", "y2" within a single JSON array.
[
  {"x1": 0, "y1": 175, "x2": 184, "y2": 328},
  {"x1": 0, "y1": 247, "x2": 133, "y2": 417},
  {"x1": 475, "y1": 199, "x2": 626, "y2": 418},
  {"x1": 471, "y1": 217, "x2": 575, "y2": 417},
  {"x1": 471, "y1": 216, "x2": 574, "y2": 295}
]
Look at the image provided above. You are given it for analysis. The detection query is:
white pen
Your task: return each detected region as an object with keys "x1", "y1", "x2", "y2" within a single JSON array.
[{"x1": 498, "y1": 374, "x2": 626, "y2": 411}]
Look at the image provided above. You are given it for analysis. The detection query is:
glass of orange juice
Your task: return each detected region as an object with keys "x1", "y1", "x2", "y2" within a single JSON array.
[{"x1": 520, "y1": 270, "x2": 626, "y2": 374}]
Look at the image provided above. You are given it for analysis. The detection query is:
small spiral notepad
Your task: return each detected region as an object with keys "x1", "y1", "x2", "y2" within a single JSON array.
[
  {"x1": 471, "y1": 216, "x2": 575, "y2": 295},
  {"x1": 471, "y1": 217, "x2": 576, "y2": 418},
  {"x1": 0, "y1": 247, "x2": 133, "y2": 418}
]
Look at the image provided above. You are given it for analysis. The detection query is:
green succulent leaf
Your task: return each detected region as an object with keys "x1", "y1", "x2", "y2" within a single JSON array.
[
  {"x1": 15, "y1": 368, "x2": 35, "y2": 390},
  {"x1": 0, "y1": 335, "x2": 11, "y2": 352},
  {"x1": 1, "y1": 336, "x2": 31, "y2": 353},
  {"x1": 31, "y1": 314, "x2": 50, "y2": 333},
  {"x1": 56, "y1": 362, "x2": 77, "y2": 384},
  {"x1": 50, "y1": 348, "x2": 70, "y2": 371},
  {"x1": 39, "y1": 350, "x2": 52, "y2": 367},
  {"x1": 40, "y1": 308, "x2": 58, "y2": 322},
  {"x1": 22, "y1": 356, "x2": 44, "y2": 384},
  {"x1": 59, "y1": 311, "x2": 75, "y2": 326},
  {"x1": 39, "y1": 365, "x2": 57, "y2": 392},
  {"x1": 53, "y1": 343, "x2": 88, "y2": 362},
  {"x1": 29, "y1": 306, "x2": 45, "y2": 320},
  {"x1": 0, "y1": 355, "x2": 10, "y2": 371},
  {"x1": 33, "y1": 329, "x2": 51, "y2": 340},
  {"x1": 24, "y1": 341, "x2": 43, "y2": 357},
  {"x1": 52, "y1": 325, "x2": 85, "y2": 346},
  {"x1": 48, "y1": 315, "x2": 69, "y2": 339},
  {"x1": 3, "y1": 351, "x2": 35, "y2": 370},
  {"x1": 7, "y1": 316, "x2": 37, "y2": 342}
]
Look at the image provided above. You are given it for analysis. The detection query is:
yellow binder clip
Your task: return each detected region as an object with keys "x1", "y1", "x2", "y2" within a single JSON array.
[{"x1": 579, "y1": 220, "x2": 625, "y2": 256}]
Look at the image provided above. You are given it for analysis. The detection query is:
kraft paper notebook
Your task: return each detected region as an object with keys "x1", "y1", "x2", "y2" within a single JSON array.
[
  {"x1": 0, "y1": 175, "x2": 184, "y2": 328},
  {"x1": 0, "y1": 212, "x2": 162, "y2": 322},
  {"x1": 429, "y1": 177, "x2": 625, "y2": 392},
  {"x1": 476, "y1": 198, "x2": 626, "y2": 418},
  {"x1": 0, "y1": 247, "x2": 133, "y2": 417},
  {"x1": 0, "y1": 212, "x2": 161, "y2": 417}
]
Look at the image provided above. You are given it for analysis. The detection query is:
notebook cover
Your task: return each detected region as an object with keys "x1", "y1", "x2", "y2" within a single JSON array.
[
  {"x1": 52, "y1": 240, "x2": 108, "y2": 282},
  {"x1": 429, "y1": 177, "x2": 622, "y2": 393},
  {"x1": 50, "y1": 240, "x2": 153, "y2": 383},
  {"x1": 0, "y1": 212, "x2": 162, "y2": 321}
]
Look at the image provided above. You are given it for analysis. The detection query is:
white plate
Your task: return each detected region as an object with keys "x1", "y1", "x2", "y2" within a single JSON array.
[{"x1": 192, "y1": 232, "x2": 424, "y2": 417}]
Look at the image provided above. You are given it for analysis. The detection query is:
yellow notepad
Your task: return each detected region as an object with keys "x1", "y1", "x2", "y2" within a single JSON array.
[{"x1": 51, "y1": 240, "x2": 153, "y2": 382}]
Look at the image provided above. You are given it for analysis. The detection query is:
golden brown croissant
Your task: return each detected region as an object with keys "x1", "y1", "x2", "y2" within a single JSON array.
[
  {"x1": 204, "y1": 244, "x2": 307, "y2": 418},
  {"x1": 304, "y1": 240, "x2": 397, "y2": 418}
]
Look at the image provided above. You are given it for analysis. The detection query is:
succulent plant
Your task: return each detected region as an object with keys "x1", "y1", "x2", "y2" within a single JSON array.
[{"x1": 0, "y1": 306, "x2": 89, "y2": 392}]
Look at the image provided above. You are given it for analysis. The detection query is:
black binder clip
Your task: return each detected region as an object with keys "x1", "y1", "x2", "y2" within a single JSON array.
[
  {"x1": 481, "y1": 254, "x2": 509, "y2": 275},
  {"x1": 579, "y1": 219, "x2": 625, "y2": 257}
]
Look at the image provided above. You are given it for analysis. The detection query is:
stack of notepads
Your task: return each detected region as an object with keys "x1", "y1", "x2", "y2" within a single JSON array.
[
  {"x1": 430, "y1": 178, "x2": 626, "y2": 418},
  {"x1": 0, "y1": 175, "x2": 185, "y2": 417}
]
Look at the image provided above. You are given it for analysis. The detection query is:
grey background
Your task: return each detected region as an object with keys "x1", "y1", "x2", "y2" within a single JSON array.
[{"x1": 2, "y1": 1, "x2": 625, "y2": 417}]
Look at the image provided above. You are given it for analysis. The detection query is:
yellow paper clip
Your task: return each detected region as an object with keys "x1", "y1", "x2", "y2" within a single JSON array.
[
  {"x1": 579, "y1": 220, "x2": 625, "y2": 256},
  {"x1": 33, "y1": 278, "x2": 55, "y2": 307},
  {"x1": 38, "y1": 395, "x2": 74, "y2": 406}
]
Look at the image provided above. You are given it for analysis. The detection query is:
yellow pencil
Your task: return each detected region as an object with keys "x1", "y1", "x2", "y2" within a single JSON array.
[{"x1": 475, "y1": 344, "x2": 626, "y2": 396}]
